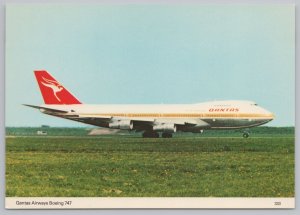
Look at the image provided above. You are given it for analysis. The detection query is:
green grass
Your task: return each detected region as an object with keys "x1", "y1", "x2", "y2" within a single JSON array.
[
  {"x1": 5, "y1": 126, "x2": 295, "y2": 137},
  {"x1": 6, "y1": 136, "x2": 294, "y2": 197}
]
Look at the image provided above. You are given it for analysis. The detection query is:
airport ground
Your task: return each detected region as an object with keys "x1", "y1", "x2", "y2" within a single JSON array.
[{"x1": 5, "y1": 127, "x2": 294, "y2": 197}]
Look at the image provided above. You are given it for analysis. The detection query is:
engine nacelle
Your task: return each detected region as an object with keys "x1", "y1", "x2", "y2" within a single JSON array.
[
  {"x1": 153, "y1": 123, "x2": 177, "y2": 133},
  {"x1": 109, "y1": 120, "x2": 133, "y2": 130}
]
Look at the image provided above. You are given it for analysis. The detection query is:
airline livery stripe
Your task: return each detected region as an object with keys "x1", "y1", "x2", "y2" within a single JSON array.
[{"x1": 78, "y1": 113, "x2": 274, "y2": 118}]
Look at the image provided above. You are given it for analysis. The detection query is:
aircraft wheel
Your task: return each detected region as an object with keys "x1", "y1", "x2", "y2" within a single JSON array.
[
  {"x1": 162, "y1": 133, "x2": 172, "y2": 138},
  {"x1": 143, "y1": 131, "x2": 159, "y2": 138},
  {"x1": 153, "y1": 132, "x2": 159, "y2": 138},
  {"x1": 142, "y1": 131, "x2": 149, "y2": 138},
  {"x1": 243, "y1": 132, "x2": 249, "y2": 138}
]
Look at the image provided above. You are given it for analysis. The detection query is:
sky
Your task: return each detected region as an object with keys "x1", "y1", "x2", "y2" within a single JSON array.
[{"x1": 5, "y1": 4, "x2": 295, "y2": 127}]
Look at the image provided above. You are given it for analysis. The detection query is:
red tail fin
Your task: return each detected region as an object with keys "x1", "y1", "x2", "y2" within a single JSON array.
[{"x1": 34, "y1": 70, "x2": 82, "y2": 105}]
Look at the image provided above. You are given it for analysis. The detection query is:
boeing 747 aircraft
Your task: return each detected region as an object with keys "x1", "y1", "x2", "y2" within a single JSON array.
[{"x1": 24, "y1": 70, "x2": 274, "y2": 138}]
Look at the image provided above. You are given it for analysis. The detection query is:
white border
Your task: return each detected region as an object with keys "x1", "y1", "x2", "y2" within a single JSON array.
[
  {"x1": 5, "y1": 197, "x2": 295, "y2": 209},
  {"x1": 2, "y1": 0, "x2": 298, "y2": 214}
]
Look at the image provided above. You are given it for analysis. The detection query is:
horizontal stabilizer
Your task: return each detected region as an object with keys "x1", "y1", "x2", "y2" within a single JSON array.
[{"x1": 23, "y1": 104, "x2": 69, "y2": 113}]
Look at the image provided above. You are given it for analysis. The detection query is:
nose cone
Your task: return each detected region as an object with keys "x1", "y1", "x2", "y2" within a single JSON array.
[
  {"x1": 267, "y1": 113, "x2": 275, "y2": 124},
  {"x1": 257, "y1": 105, "x2": 275, "y2": 122},
  {"x1": 264, "y1": 109, "x2": 275, "y2": 122}
]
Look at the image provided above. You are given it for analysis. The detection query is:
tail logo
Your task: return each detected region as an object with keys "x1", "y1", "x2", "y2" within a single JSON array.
[{"x1": 40, "y1": 77, "x2": 64, "y2": 102}]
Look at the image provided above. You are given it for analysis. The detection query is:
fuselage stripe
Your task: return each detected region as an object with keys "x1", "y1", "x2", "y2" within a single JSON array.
[{"x1": 76, "y1": 113, "x2": 274, "y2": 119}]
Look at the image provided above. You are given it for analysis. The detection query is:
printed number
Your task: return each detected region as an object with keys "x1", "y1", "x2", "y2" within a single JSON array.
[
  {"x1": 65, "y1": 201, "x2": 72, "y2": 205},
  {"x1": 274, "y1": 202, "x2": 281, "y2": 206}
]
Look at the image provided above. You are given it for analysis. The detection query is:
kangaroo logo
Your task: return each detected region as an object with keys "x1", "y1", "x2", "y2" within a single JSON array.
[{"x1": 40, "y1": 76, "x2": 64, "y2": 102}]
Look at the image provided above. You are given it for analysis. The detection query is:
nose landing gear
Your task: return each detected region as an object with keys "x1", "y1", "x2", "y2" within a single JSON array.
[{"x1": 242, "y1": 132, "x2": 249, "y2": 138}]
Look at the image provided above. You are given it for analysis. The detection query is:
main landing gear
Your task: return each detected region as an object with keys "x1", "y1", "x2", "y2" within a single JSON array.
[
  {"x1": 142, "y1": 131, "x2": 159, "y2": 138},
  {"x1": 142, "y1": 131, "x2": 173, "y2": 138},
  {"x1": 162, "y1": 133, "x2": 172, "y2": 138}
]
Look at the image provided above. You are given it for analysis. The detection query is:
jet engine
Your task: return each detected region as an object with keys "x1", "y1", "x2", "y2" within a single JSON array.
[
  {"x1": 109, "y1": 119, "x2": 133, "y2": 130},
  {"x1": 153, "y1": 123, "x2": 177, "y2": 133}
]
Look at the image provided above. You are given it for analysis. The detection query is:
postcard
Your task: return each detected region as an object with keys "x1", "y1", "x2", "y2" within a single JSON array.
[{"x1": 5, "y1": 4, "x2": 295, "y2": 209}]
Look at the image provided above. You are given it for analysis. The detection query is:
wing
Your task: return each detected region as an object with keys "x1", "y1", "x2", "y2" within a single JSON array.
[
  {"x1": 24, "y1": 104, "x2": 112, "y2": 127},
  {"x1": 69, "y1": 116, "x2": 210, "y2": 133},
  {"x1": 70, "y1": 115, "x2": 154, "y2": 130}
]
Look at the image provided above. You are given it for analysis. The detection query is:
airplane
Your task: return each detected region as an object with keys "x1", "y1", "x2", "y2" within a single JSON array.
[{"x1": 24, "y1": 70, "x2": 275, "y2": 138}]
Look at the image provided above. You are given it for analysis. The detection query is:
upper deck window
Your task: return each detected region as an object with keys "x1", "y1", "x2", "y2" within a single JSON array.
[{"x1": 213, "y1": 104, "x2": 230, "y2": 107}]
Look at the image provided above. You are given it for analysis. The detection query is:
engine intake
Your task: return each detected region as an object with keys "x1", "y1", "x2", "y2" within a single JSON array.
[
  {"x1": 153, "y1": 123, "x2": 177, "y2": 133},
  {"x1": 109, "y1": 120, "x2": 133, "y2": 130}
]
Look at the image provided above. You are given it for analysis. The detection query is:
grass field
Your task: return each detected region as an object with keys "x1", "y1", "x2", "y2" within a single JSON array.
[
  {"x1": 6, "y1": 126, "x2": 295, "y2": 137},
  {"x1": 6, "y1": 135, "x2": 294, "y2": 197}
]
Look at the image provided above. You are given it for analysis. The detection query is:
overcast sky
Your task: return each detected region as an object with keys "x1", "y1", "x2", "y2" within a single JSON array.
[{"x1": 5, "y1": 4, "x2": 294, "y2": 127}]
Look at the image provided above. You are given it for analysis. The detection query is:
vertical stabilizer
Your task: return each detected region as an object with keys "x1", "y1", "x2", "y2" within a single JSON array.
[{"x1": 34, "y1": 70, "x2": 82, "y2": 105}]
